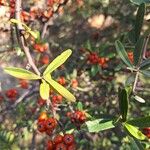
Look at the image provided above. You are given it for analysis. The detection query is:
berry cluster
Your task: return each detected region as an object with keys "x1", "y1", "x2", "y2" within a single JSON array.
[
  {"x1": 33, "y1": 42, "x2": 48, "y2": 53},
  {"x1": 46, "y1": 134, "x2": 76, "y2": 150},
  {"x1": 67, "y1": 110, "x2": 86, "y2": 128},
  {"x1": 127, "y1": 52, "x2": 134, "y2": 63},
  {"x1": 142, "y1": 127, "x2": 150, "y2": 138},
  {"x1": 87, "y1": 52, "x2": 109, "y2": 67},
  {"x1": 52, "y1": 95, "x2": 63, "y2": 106},
  {"x1": 5, "y1": 88, "x2": 18, "y2": 101},
  {"x1": 37, "y1": 112, "x2": 57, "y2": 136},
  {"x1": 37, "y1": 98, "x2": 47, "y2": 107}
]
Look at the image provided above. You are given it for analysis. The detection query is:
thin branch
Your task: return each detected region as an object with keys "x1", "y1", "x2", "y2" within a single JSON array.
[{"x1": 15, "y1": 0, "x2": 41, "y2": 76}]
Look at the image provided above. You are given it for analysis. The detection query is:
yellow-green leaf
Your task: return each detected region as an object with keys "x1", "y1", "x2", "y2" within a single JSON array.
[
  {"x1": 43, "y1": 49, "x2": 72, "y2": 76},
  {"x1": 4, "y1": 67, "x2": 41, "y2": 80},
  {"x1": 44, "y1": 75, "x2": 76, "y2": 102},
  {"x1": 40, "y1": 79, "x2": 50, "y2": 100},
  {"x1": 10, "y1": 19, "x2": 30, "y2": 31},
  {"x1": 124, "y1": 123, "x2": 146, "y2": 140}
]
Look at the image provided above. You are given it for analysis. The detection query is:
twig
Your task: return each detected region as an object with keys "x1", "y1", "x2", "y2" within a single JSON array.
[{"x1": 15, "y1": 0, "x2": 40, "y2": 76}]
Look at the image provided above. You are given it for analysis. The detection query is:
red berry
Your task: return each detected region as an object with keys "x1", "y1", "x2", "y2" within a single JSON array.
[
  {"x1": 63, "y1": 134, "x2": 74, "y2": 145},
  {"x1": 53, "y1": 134, "x2": 63, "y2": 145},
  {"x1": 5, "y1": 89, "x2": 18, "y2": 100},
  {"x1": 143, "y1": 127, "x2": 150, "y2": 138},
  {"x1": 46, "y1": 140, "x2": 54, "y2": 150},
  {"x1": 37, "y1": 120, "x2": 46, "y2": 132},
  {"x1": 67, "y1": 144, "x2": 76, "y2": 150},
  {"x1": 58, "y1": 77, "x2": 66, "y2": 85},
  {"x1": 71, "y1": 79, "x2": 78, "y2": 88},
  {"x1": 55, "y1": 143, "x2": 67, "y2": 150},
  {"x1": 45, "y1": 117, "x2": 57, "y2": 130},
  {"x1": 37, "y1": 98, "x2": 46, "y2": 107},
  {"x1": 127, "y1": 52, "x2": 133, "y2": 63},
  {"x1": 41, "y1": 55, "x2": 50, "y2": 65},
  {"x1": 19, "y1": 79, "x2": 29, "y2": 89}
]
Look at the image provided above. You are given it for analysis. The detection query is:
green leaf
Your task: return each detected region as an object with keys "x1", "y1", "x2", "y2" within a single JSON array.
[
  {"x1": 43, "y1": 50, "x2": 72, "y2": 76},
  {"x1": 4, "y1": 67, "x2": 41, "y2": 80},
  {"x1": 10, "y1": 19, "x2": 30, "y2": 31},
  {"x1": 130, "y1": 0, "x2": 150, "y2": 5},
  {"x1": 40, "y1": 79, "x2": 50, "y2": 100},
  {"x1": 140, "y1": 58, "x2": 150, "y2": 70},
  {"x1": 128, "y1": 136, "x2": 145, "y2": 150},
  {"x1": 86, "y1": 119, "x2": 115, "y2": 133},
  {"x1": 140, "y1": 70, "x2": 150, "y2": 77},
  {"x1": 134, "y1": 95, "x2": 145, "y2": 103},
  {"x1": 124, "y1": 123, "x2": 146, "y2": 140},
  {"x1": 134, "y1": 3, "x2": 145, "y2": 42},
  {"x1": 134, "y1": 37, "x2": 144, "y2": 66},
  {"x1": 91, "y1": 65, "x2": 100, "y2": 76},
  {"x1": 127, "y1": 116, "x2": 150, "y2": 128},
  {"x1": 115, "y1": 40, "x2": 133, "y2": 68},
  {"x1": 118, "y1": 88, "x2": 129, "y2": 121},
  {"x1": 44, "y1": 75, "x2": 76, "y2": 102},
  {"x1": 77, "y1": 102, "x2": 83, "y2": 111}
]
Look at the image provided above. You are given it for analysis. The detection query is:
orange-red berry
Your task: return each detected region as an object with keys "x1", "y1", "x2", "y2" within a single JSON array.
[
  {"x1": 37, "y1": 120, "x2": 46, "y2": 132},
  {"x1": 53, "y1": 134, "x2": 63, "y2": 145},
  {"x1": 55, "y1": 143, "x2": 67, "y2": 150},
  {"x1": 63, "y1": 134, "x2": 74, "y2": 145},
  {"x1": 45, "y1": 117, "x2": 57, "y2": 130},
  {"x1": 46, "y1": 140, "x2": 54, "y2": 150},
  {"x1": 5, "y1": 89, "x2": 18, "y2": 100},
  {"x1": 19, "y1": 79, "x2": 29, "y2": 89}
]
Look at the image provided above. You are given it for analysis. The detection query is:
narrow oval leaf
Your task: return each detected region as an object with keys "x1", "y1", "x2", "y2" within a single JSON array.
[
  {"x1": 118, "y1": 88, "x2": 129, "y2": 121},
  {"x1": 134, "y1": 3, "x2": 145, "y2": 42},
  {"x1": 40, "y1": 80, "x2": 50, "y2": 100},
  {"x1": 130, "y1": 0, "x2": 150, "y2": 5},
  {"x1": 77, "y1": 102, "x2": 83, "y2": 111},
  {"x1": 4, "y1": 67, "x2": 41, "y2": 80},
  {"x1": 115, "y1": 40, "x2": 133, "y2": 68},
  {"x1": 134, "y1": 95, "x2": 145, "y2": 103},
  {"x1": 124, "y1": 123, "x2": 146, "y2": 140},
  {"x1": 44, "y1": 76, "x2": 76, "y2": 102},
  {"x1": 140, "y1": 70, "x2": 150, "y2": 77},
  {"x1": 134, "y1": 37, "x2": 144, "y2": 66},
  {"x1": 43, "y1": 49, "x2": 72, "y2": 75},
  {"x1": 127, "y1": 116, "x2": 150, "y2": 128},
  {"x1": 140, "y1": 58, "x2": 150, "y2": 70},
  {"x1": 86, "y1": 119, "x2": 115, "y2": 133},
  {"x1": 128, "y1": 136, "x2": 145, "y2": 150}
]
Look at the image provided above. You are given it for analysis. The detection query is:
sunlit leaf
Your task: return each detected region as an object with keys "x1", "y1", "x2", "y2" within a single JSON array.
[
  {"x1": 86, "y1": 118, "x2": 115, "y2": 133},
  {"x1": 124, "y1": 123, "x2": 146, "y2": 140},
  {"x1": 40, "y1": 79, "x2": 50, "y2": 100},
  {"x1": 43, "y1": 50, "x2": 72, "y2": 76},
  {"x1": 44, "y1": 75, "x2": 76, "y2": 102},
  {"x1": 115, "y1": 40, "x2": 133, "y2": 68},
  {"x1": 4, "y1": 67, "x2": 41, "y2": 80},
  {"x1": 134, "y1": 95, "x2": 145, "y2": 103}
]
